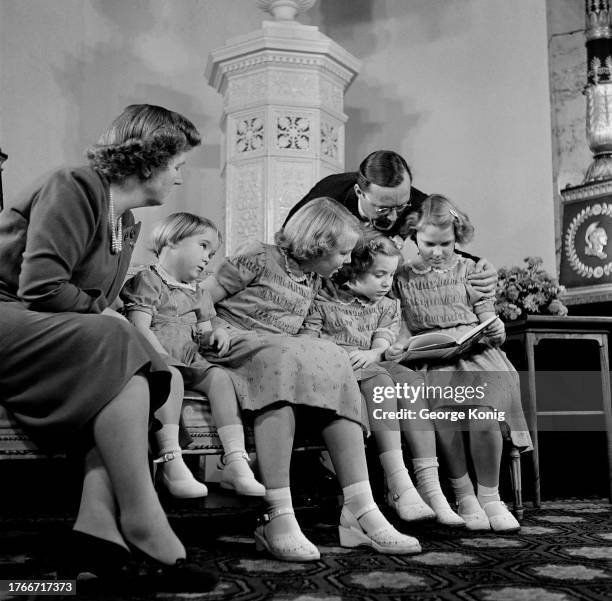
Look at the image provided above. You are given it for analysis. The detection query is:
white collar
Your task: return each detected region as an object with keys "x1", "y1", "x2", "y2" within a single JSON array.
[
  {"x1": 152, "y1": 263, "x2": 197, "y2": 292},
  {"x1": 333, "y1": 282, "x2": 381, "y2": 307},
  {"x1": 410, "y1": 254, "x2": 460, "y2": 275}
]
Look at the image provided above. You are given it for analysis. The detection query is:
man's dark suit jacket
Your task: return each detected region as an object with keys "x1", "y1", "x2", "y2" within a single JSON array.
[{"x1": 284, "y1": 172, "x2": 478, "y2": 261}]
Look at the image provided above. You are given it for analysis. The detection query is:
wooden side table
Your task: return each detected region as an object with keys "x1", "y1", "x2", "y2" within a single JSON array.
[{"x1": 504, "y1": 315, "x2": 612, "y2": 506}]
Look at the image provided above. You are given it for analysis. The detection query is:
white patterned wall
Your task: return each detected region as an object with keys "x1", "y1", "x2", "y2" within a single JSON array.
[
  {"x1": 271, "y1": 160, "x2": 315, "y2": 233},
  {"x1": 207, "y1": 19, "x2": 361, "y2": 252},
  {"x1": 226, "y1": 162, "x2": 265, "y2": 250}
]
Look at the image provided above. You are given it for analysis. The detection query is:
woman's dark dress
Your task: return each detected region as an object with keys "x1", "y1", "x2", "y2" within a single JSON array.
[{"x1": 0, "y1": 166, "x2": 170, "y2": 452}]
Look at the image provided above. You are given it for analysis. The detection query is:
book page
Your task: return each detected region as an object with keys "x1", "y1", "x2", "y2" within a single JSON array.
[
  {"x1": 401, "y1": 315, "x2": 498, "y2": 363},
  {"x1": 456, "y1": 315, "x2": 498, "y2": 345},
  {"x1": 406, "y1": 331, "x2": 457, "y2": 352}
]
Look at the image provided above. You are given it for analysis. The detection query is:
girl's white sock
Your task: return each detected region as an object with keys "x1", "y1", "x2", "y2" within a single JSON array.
[
  {"x1": 217, "y1": 424, "x2": 247, "y2": 456},
  {"x1": 156, "y1": 424, "x2": 181, "y2": 455},
  {"x1": 155, "y1": 424, "x2": 193, "y2": 481},
  {"x1": 265, "y1": 486, "x2": 293, "y2": 513},
  {"x1": 412, "y1": 458, "x2": 463, "y2": 524},
  {"x1": 477, "y1": 483, "x2": 502, "y2": 511},
  {"x1": 449, "y1": 473, "x2": 480, "y2": 513},
  {"x1": 343, "y1": 480, "x2": 390, "y2": 533},
  {"x1": 379, "y1": 449, "x2": 415, "y2": 494}
]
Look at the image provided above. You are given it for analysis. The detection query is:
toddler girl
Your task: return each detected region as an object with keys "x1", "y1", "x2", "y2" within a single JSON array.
[
  {"x1": 121, "y1": 212, "x2": 264, "y2": 499},
  {"x1": 387, "y1": 194, "x2": 532, "y2": 533},
  {"x1": 301, "y1": 230, "x2": 463, "y2": 527}
]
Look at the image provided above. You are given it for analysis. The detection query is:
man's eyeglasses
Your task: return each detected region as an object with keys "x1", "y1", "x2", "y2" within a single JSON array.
[{"x1": 357, "y1": 187, "x2": 411, "y2": 216}]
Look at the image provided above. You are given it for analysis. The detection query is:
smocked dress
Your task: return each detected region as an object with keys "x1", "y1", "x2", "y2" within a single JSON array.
[
  {"x1": 201, "y1": 241, "x2": 364, "y2": 427},
  {"x1": 120, "y1": 263, "x2": 217, "y2": 387},
  {"x1": 393, "y1": 254, "x2": 532, "y2": 449},
  {"x1": 0, "y1": 166, "x2": 170, "y2": 452},
  {"x1": 301, "y1": 279, "x2": 422, "y2": 386}
]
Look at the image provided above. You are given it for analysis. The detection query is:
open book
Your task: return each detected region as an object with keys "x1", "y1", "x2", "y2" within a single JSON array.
[{"x1": 401, "y1": 315, "x2": 498, "y2": 363}]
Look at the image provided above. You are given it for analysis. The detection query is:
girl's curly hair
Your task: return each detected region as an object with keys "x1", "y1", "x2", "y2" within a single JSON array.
[
  {"x1": 86, "y1": 104, "x2": 201, "y2": 182},
  {"x1": 404, "y1": 193, "x2": 474, "y2": 244},
  {"x1": 335, "y1": 229, "x2": 402, "y2": 284},
  {"x1": 275, "y1": 197, "x2": 362, "y2": 262}
]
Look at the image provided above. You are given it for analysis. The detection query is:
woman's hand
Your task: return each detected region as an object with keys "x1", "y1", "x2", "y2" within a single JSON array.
[
  {"x1": 467, "y1": 258, "x2": 498, "y2": 295},
  {"x1": 484, "y1": 317, "x2": 506, "y2": 346},
  {"x1": 102, "y1": 307, "x2": 128, "y2": 321},
  {"x1": 384, "y1": 342, "x2": 406, "y2": 362},
  {"x1": 210, "y1": 327, "x2": 231, "y2": 356},
  {"x1": 349, "y1": 349, "x2": 380, "y2": 370}
]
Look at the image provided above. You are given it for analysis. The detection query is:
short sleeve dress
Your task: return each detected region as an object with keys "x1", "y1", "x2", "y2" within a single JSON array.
[
  {"x1": 393, "y1": 254, "x2": 532, "y2": 450},
  {"x1": 0, "y1": 166, "x2": 170, "y2": 453},
  {"x1": 120, "y1": 264, "x2": 217, "y2": 386},
  {"x1": 200, "y1": 241, "x2": 364, "y2": 427},
  {"x1": 301, "y1": 279, "x2": 422, "y2": 387}
]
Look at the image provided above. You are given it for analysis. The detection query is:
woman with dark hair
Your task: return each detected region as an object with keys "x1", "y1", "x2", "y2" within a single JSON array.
[
  {"x1": 0, "y1": 104, "x2": 216, "y2": 591},
  {"x1": 285, "y1": 150, "x2": 497, "y2": 294}
]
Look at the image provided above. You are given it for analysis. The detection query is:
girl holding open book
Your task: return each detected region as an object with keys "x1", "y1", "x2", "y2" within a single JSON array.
[{"x1": 386, "y1": 194, "x2": 532, "y2": 533}]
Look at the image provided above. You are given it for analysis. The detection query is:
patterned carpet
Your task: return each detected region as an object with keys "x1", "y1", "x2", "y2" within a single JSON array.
[{"x1": 1, "y1": 495, "x2": 610, "y2": 601}]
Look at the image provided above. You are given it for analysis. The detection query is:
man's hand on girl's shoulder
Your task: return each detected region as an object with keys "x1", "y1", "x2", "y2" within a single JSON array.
[{"x1": 467, "y1": 258, "x2": 498, "y2": 295}]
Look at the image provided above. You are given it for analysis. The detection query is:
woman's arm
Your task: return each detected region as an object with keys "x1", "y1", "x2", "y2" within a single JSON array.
[{"x1": 19, "y1": 169, "x2": 110, "y2": 313}]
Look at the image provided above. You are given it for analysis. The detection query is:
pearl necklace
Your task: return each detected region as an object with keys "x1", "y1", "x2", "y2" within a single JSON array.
[{"x1": 108, "y1": 188, "x2": 123, "y2": 254}]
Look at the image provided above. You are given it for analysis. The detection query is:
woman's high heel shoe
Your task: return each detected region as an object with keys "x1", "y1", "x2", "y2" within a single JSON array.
[
  {"x1": 58, "y1": 530, "x2": 134, "y2": 591},
  {"x1": 338, "y1": 504, "x2": 422, "y2": 555},
  {"x1": 126, "y1": 542, "x2": 219, "y2": 593},
  {"x1": 254, "y1": 508, "x2": 320, "y2": 562}
]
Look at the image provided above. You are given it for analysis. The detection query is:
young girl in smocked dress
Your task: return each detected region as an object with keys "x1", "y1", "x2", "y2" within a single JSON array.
[
  {"x1": 203, "y1": 198, "x2": 422, "y2": 562},
  {"x1": 387, "y1": 194, "x2": 532, "y2": 533},
  {"x1": 121, "y1": 213, "x2": 264, "y2": 499},
  {"x1": 301, "y1": 231, "x2": 463, "y2": 527}
]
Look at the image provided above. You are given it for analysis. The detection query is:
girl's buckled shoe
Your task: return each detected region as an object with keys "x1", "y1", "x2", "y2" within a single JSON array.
[
  {"x1": 338, "y1": 504, "x2": 422, "y2": 555},
  {"x1": 220, "y1": 451, "x2": 265, "y2": 496},
  {"x1": 254, "y1": 508, "x2": 320, "y2": 562}
]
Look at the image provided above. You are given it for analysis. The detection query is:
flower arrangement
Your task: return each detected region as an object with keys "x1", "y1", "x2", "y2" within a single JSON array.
[{"x1": 495, "y1": 256, "x2": 568, "y2": 321}]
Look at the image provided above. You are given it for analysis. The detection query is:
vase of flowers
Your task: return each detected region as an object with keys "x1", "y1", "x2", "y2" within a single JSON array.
[{"x1": 495, "y1": 256, "x2": 569, "y2": 322}]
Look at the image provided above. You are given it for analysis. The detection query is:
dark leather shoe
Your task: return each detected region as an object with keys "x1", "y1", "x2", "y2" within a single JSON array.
[
  {"x1": 58, "y1": 530, "x2": 134, "y2": 593},
  {"x1": 128, "y1": 543, "x2": 219, "y2": 593},
  {"x1": 64, "y1": 530, "x2": 131, "y2": 577}
]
